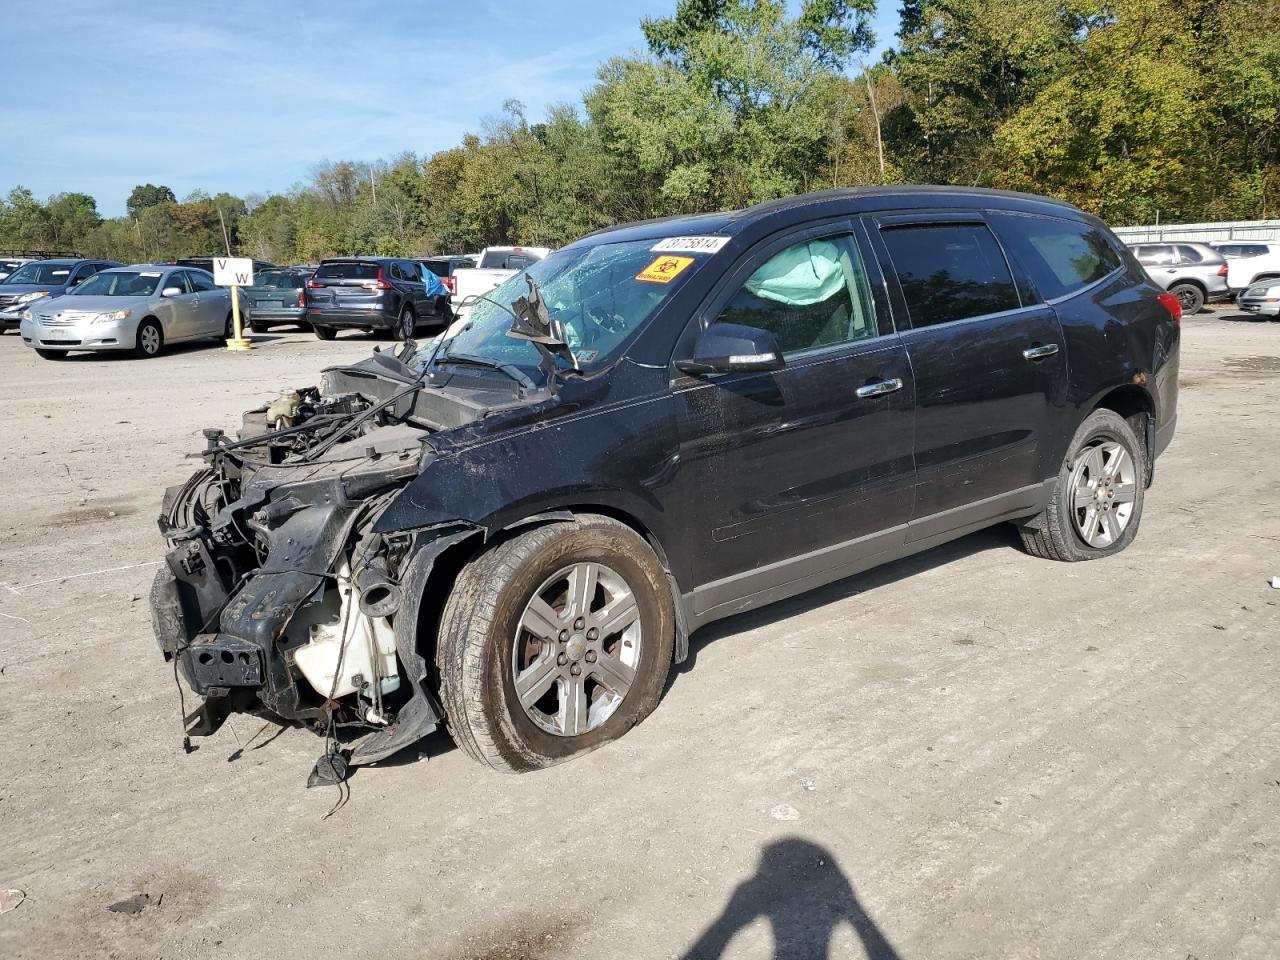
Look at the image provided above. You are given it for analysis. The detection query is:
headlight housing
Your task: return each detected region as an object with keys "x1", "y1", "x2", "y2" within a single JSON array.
[
  {"x1": 15, "y1": 291, "x2": 49, "y2": 304},
  {"x1": 93, "y1": 308, "x2": 133, "y2": 324}
]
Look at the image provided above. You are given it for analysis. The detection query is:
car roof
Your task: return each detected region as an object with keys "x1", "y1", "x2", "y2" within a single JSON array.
[
  {"x1": 575, "y1": 185, "x2": 1087, "y2": 248},
  {"x1": 320, "y1": 256, "x2": 399, "y2": 263}
]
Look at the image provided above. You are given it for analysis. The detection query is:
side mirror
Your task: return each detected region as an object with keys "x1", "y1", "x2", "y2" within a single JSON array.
[
  {"x1": 675, "y1": 323, "x2": 785, "y2": 376},
  {"x1": 161, "y1": 286, "x2": 182, "y2": 297}
]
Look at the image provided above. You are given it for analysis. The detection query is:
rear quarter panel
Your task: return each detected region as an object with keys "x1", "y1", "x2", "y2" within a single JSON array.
[{"x1": 1054, "y1": 255, "x2": 1179, "y2": 466}]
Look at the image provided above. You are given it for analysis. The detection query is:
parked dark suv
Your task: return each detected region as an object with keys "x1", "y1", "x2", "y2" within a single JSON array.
[
  {"x1": 305, "y1": 257, "x2": 447, "y2": 340},
  {"x1": 0, "y1": 258, "x2": 121, "y2": 331},
  {"x1": 152, "y1": 186, "x2": 1179, "y2": 779}
]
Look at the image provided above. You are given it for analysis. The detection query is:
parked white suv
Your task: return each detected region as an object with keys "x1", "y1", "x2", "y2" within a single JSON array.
[{"x1": 1208, "y1": 241, "x2": 1280, "y2": 298}]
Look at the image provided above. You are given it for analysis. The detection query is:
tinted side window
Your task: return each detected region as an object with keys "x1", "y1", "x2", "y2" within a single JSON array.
[
  {"x1": 991, "y1": 215, "x2": 1122, "y2": 300},
  {"x1": 188, "y1": 271, "x2": 216, "y2": 292},
  {"x1": 1176, "y1": 245, "x2": 1203, "y2": 264},
  {"x1": 166, "y1": 271, "x2": 192, "y2": 294},
  {"x1": 714, "y1": 234, "x2": 877, "y2": 355},
  {"x1": 881, "y1": 224, "x2": 1021, "y2": 327}
]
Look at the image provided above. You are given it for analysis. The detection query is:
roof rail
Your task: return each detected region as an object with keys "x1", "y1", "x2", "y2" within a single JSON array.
[{"x1": 0, "y1": 248, "x2": 84, "y2": 259}]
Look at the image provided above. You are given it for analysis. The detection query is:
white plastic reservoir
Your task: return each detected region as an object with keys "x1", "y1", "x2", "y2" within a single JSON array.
[{"x1": 291, "y1": 563, "x2": 400, "y2": 700}]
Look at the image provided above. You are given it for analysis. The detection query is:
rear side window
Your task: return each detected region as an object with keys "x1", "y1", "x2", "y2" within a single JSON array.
[
  {"x1": 421, "y1": 260, "x2": 450, "y2": 277},
  {"x1": 478, "y1": 250, "x2": 544, "y2": 270},
  {"x1": 1175, "y1": 245, "x2": 1203, "y2": 263},
  {"x1": 715, "y1": 233, "x2": 877, "y2": 355},
  {"x1": 189, "y1": 271, "x2": 215, "y2": 292},
  {"x1": 317, "y1": 261, "x2": 379, "y2": 281},
  {"x1": 1217, "y1": 244, "x2": 1269, "y2": 258},
  {"x1": 991, "y1": 215, "x2": 1122, "y2": 300},
  {"x1": 881, "y1": 224, "x2": 1021, "y2": 327}
]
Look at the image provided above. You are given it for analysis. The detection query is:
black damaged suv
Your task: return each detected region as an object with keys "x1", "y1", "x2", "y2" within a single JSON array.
[{"x1": 152, "y1": 186, "x2": 1179, "y2": 774}]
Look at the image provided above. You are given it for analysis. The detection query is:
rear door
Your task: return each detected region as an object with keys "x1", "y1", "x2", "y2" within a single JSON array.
[
  {"x1": 674, "y1": 223, "x2": 917, "y2": 616},
  {"x1": 866, "y1": 213, "x2": 1068, "y2": 541}
]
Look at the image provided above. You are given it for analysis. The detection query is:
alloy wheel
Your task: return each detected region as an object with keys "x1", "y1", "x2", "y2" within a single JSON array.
[
  {"x1": 1070, "y1": 440, "x2": 1137, "y2": 547},
  {"x1": 512, "y1": 561, "x2": 642, "y2": 737}
]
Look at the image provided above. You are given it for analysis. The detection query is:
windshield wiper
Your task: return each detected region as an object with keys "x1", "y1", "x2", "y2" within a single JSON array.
[{"x1": 433, "y1": 352, "x2": 536, "y2": 392}]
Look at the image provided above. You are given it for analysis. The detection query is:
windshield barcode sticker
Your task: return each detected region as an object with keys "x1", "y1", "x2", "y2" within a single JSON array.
[{"x1": 651, "y1": 236, "x2": 730, "y2": 254}]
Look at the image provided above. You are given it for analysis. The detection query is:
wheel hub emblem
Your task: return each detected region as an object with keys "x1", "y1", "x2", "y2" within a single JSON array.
[{"x1": 565, "y1": 635, "x2": 587, "y2": 661}]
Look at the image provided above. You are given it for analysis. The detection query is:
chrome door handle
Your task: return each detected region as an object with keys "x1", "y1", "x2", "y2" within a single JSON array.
[
  {"x1": 855, "y1": 377, "x2": 903, "y2": 399},
  {"x1": 1023, "y1": 343, "x2": 1059, "y2": 360}
]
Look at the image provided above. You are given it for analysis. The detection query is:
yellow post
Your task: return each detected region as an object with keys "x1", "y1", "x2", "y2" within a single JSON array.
[{"x1": 225, "y1": 284, "x2": 252, "y2": 351}]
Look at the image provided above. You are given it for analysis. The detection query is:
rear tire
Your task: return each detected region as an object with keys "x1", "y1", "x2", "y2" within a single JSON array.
[
  {"x1": 1017, "y1": 409, "x2": 1146, "y2": 562},
  {"x1": 1169, "y1": 282, "x2": 1204, "y2": 315},
  {"x1": 386, "y1": 306, "x2": 414, "y2": 340},
  {"x1": 133, "y1": 319, "x2": 163, "y2": 358},
  {"x1": 314, "y1": 325, "x2": 336, "y2": 341},
  {"x1": 437, "y1": 515, "x2": 675, "y2": 772},
  {"x1": 249, "y1": 319, "x2": 269, "y2": 334}
]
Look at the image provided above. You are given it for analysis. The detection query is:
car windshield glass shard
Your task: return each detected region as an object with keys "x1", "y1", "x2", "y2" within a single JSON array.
[
  {"x1": 439, "y1": 239, "x2": 702, "y2": 378},
  {"x1": 4, "y1": 263, "x2": 71, "y2": 285},
  {"x1": 71, "y1": 272, "x2": 160, "y2": 297}
]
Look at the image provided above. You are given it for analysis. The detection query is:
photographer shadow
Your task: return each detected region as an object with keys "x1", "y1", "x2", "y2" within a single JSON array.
[{"x1": 682, "y1": 837, "x2": 901, "y2": 960}]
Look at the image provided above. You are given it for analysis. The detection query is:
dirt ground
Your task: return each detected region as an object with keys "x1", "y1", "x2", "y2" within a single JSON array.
[{"x1": 1, "y1": 310, "x2": 1278, "y2": 960}]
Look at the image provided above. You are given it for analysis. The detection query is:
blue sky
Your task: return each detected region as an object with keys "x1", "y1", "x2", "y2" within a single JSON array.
[{"x1": 0, "y1": 1, "x2": 902, "y2": 217}]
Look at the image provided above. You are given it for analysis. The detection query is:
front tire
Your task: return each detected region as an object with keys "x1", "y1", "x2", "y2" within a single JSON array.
[
  {"x1": 133, "y1": 319, "x2": 163, "y2": 358},
  {"x1": 437, "y1": 515, "x2": 675, "y2": 772},
  {"x1": 1018, "y1": 408, "x2": 1146, "y2": 562},
  {"x1": 35, "y1": 348, "x2": 69, "y2": 360}
]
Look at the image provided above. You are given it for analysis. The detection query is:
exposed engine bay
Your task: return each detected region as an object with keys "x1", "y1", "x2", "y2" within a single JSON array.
[{"x1": 150, "y1": 343, "x2": 530, "y2": 775}]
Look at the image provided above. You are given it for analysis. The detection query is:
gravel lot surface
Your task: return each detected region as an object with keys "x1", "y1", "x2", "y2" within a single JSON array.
[{"x1": 1, "y1": 311, "x2": 1277, "y2": 960}]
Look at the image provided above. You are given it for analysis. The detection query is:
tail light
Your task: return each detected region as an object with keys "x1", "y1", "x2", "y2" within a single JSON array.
[
  {"x1": 1156, "y1": 290, "x2": 1182, "y2": 325},
  {"x1": 1217, "y1": 263, "x2": 1228, "y2": 277},
  {"x1": 442, "y1": 275, "x2": 457, "y2": 296},
  {"x1": 306, "y1": 273, "x2": 323, "y2": 289},
  {"x1": 297, "y1": 287, "x2": 305, "y2": 307},
  {"x1": 362, "y1": 268, "x2": 392, "y2": 291}
]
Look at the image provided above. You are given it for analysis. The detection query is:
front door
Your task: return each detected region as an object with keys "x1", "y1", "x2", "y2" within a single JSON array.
[
  {"x1": 162, "y1": 270, "x2": 199, "y2": 341},
  {"x1": 866, "y1": 215, "x2": 1068, "y2": 541},
  {"x1": 186, "y1": 270, "x2": 226, "y2": 335},
  {"x1": 673, "y1": 225, "x2": 916, "y2": 619}
]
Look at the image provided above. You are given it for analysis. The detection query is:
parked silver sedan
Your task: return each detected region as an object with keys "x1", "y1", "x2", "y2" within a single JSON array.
[
  {"x1": 19, "y1": 265, "x2": 233, "y2": 360},
  {"x1": 1129, "y1": 242, "x2": 1230, "y2": 314},
  {"x1": 1238, "y1": 280, "x2": 1280, "y2": 318}
]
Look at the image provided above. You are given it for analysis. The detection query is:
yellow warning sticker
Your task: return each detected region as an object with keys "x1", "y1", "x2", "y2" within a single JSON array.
[{"x1": 636, "y1": 255, "x2": 695, "y2": 284}]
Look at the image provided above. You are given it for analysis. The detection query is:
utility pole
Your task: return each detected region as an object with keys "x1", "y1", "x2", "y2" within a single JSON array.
[{"x1": 217, "y1": 206, "x2": 232, "y2": 255}]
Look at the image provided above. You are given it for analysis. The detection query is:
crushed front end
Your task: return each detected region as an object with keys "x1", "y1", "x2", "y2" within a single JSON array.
[{"x1": 149, "y1": 348, "x2": 488, "y2": 768}]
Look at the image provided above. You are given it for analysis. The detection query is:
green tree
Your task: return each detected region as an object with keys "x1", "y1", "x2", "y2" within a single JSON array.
[{"x1": 126, "y1": 183, "x2": 176, "y2": 219}]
